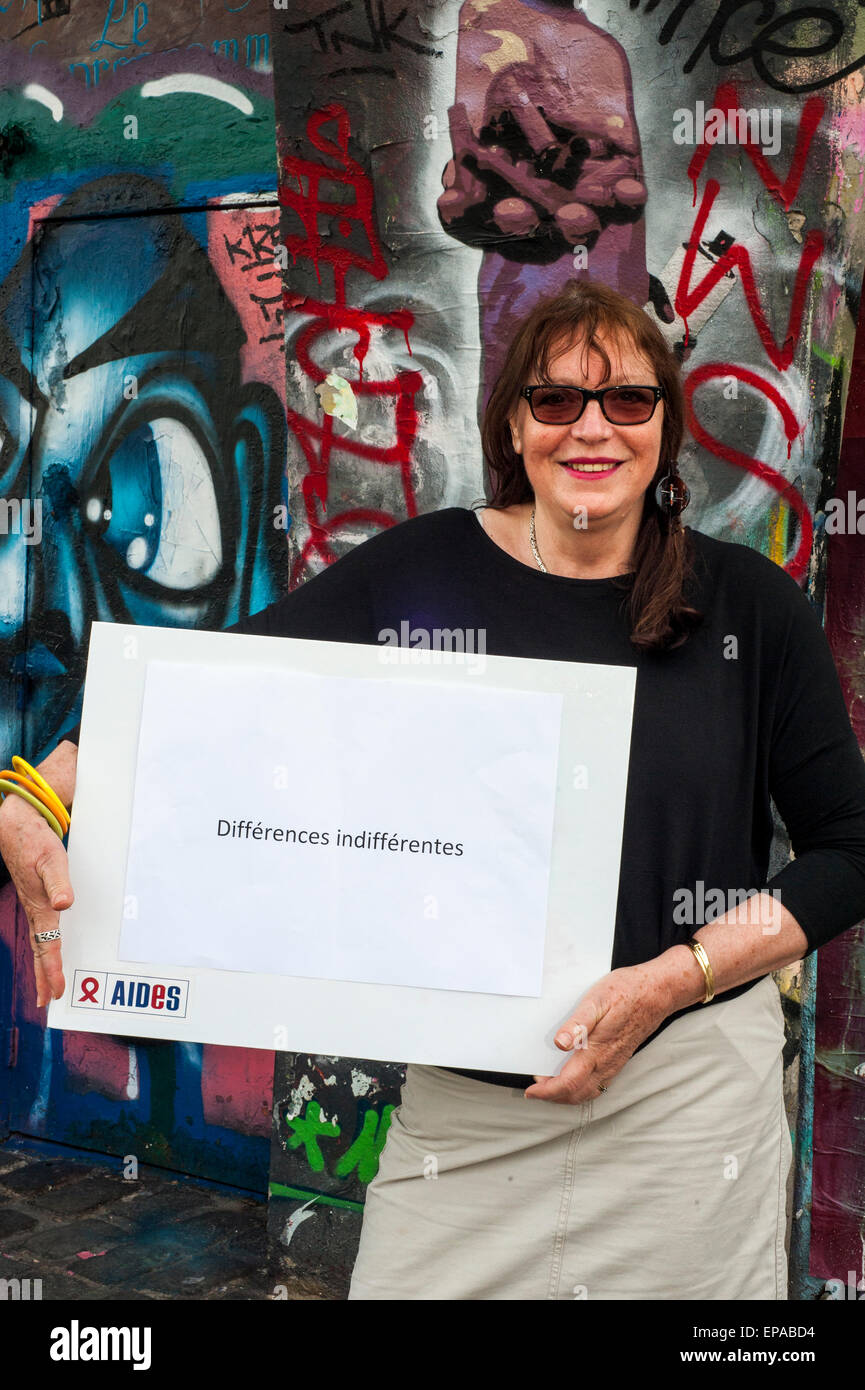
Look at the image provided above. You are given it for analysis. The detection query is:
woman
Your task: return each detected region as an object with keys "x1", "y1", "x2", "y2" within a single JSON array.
[{"x1": 4, "y1": 281, "x2": 865, "y2": 1300}]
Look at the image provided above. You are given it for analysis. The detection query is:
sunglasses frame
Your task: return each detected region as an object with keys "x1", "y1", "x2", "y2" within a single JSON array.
[{"x1": 520, "y1": 384, "x2": 666, "y2": 426}]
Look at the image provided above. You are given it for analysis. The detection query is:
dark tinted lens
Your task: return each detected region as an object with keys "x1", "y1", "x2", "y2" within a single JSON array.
[
  {"x1": 603, "y1": 388, "x2": 657, "y2": 423},
  {"x1": 530, "y1": 387, "x2": 584, "y2": 423}
]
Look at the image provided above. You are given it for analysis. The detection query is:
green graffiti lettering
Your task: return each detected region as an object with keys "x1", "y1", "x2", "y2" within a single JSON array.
[
  {"x1": 284, "y1": 1101, "x2": 341, "y2": 1173},
  {"x1": 334, "y1": 1105, "x2": 395, "y2": 1183}
]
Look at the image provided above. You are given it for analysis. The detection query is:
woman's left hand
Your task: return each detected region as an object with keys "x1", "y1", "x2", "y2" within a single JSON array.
[{"x1": 524, "y1": 961, "x2": 676, "y2": 1105}]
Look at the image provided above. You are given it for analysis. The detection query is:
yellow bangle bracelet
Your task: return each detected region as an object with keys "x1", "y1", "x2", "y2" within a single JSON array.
[
  {"x1": 0, "y1": 780, "x2": 65, "y2": 839},
  {"x1": 0, "y1": 770, "x2": 70, "y2": 833},
  {"x1": 686, "y1": 937, "x2": 715, "y2": 1003},
  {"x1": 11, "y1": 756, "x2": 71, "y2": 831}
]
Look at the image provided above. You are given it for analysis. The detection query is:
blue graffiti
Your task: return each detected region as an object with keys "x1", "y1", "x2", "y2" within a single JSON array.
[
  {"x1": 0, "y1": 173, "x2": 285, "y2": 759},
  {"x1": 89, "y1": 0, "x2": 150, "y2": 54}
]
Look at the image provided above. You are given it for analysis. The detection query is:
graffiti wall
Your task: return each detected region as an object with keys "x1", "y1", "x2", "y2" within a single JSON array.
[
  {"x1": 268, "y1": 1053, "x2": 404, "y2": 1294},
  {"x1": 819, "y1": 302, "x2": 865, "y2": 1293},
  {"x1": 272, "y1": 0, "x2": 865, "y2": 580},
  {"x1": 267, "y1": 0, "x2": 865, "y2": 1294},
  {"x1": 0, "y1": 0, "x2": 283, "y2": 1188},
  {"x1": 2, "y1": 0, "x2": 865, "y2": 1286}
]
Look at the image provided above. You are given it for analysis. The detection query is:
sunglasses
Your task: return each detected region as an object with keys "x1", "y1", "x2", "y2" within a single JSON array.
[{"x1": 521, "y1": 384, "x2": 665, "y2": 426}]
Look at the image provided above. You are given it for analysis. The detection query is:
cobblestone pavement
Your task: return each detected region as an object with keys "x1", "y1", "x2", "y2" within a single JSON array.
[{"x1": 0, "y1": 1140, "x2": 292, "y2": 1301}]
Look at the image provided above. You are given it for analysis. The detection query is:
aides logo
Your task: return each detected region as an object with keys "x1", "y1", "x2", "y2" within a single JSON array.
[{"x1": 72, "y1": 970, "x2": 189, "y2": 1018}]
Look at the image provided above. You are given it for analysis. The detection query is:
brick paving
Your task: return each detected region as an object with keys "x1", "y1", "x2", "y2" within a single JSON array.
[{"x1": 0, "y1": 1141, "x2": 287, "y2": 1301}]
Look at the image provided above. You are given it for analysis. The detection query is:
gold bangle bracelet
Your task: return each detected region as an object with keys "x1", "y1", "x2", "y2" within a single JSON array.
[{"x1": 686, "y1": 937, "x2": 715, "y2": 1003}]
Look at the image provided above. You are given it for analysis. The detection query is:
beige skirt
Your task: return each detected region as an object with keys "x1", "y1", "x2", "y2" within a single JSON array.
[{"x1": 348, "y1": 975, "x2": 792, "y2": 1300}]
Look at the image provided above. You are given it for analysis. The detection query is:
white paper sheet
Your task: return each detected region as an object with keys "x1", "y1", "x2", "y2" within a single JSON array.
[{"x1": 120, "y1": 661, "x2": 563, "y2": 997}]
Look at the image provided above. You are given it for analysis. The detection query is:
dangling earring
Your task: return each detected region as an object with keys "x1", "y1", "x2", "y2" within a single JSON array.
[{"x1": 655, "y1": 461, "x2": 690, "y2": 518}]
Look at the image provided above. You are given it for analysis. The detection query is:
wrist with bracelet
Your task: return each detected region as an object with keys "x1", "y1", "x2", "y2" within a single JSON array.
[
  {"x1": 0, "y1": 756, "x2": 70, "y2": 839},
  {"x1": 0, "y1": 757, "x2": 70, "y2": 947},
  {"x1": 684, "y1": 936, "x2": 715, "y2": 1003}
]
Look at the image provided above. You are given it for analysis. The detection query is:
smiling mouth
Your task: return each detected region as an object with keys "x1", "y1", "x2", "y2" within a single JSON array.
[{"x1": 559, "y1": 460, "x2": 624, "y2": 475}]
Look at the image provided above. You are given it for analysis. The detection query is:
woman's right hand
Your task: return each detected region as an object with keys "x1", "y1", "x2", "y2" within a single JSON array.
[{"x1": 0, "y1": 741, "x2": 77, "y2": 1008}]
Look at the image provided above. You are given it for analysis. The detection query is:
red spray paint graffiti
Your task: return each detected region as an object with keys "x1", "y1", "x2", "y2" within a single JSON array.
[
  {"x1": 279, "y1": 104, "x2": 424, "y2": 582},
  {"x1": 684, "y1": 363, "x2": 814, "y2": 578},
  {"x1": 677, "y1": 82, "x2": 826, "y2": 579}
]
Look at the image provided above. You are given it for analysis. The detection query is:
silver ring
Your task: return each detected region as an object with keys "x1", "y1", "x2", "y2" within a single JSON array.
[
  {"x1": 597, "y1": 1083, "x2": 608, "y2": 1094},
  {"x1": 33, "y1": 929, "x2": 61, "y2": 943}
]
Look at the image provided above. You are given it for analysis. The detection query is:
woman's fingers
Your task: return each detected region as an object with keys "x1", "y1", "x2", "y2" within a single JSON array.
[
  {"x1": 525, "y1": 1050, "x2": 600, "y2": 1104},
  {"x1": 0, "y1": 799, "x2": 72, "y2": 1006},
  {"x1": 522, "y1": 989, "x2": 610, "y2": 1101},
  {"x1": 31, "y1": 937, "x2": 66, "y2": 1009},
  {"x1": 34, "y1": 839, "x2": 74, "y2": 913},
  {"x1": 529, "y1": 965, "x2": 675, "y2": 1105},
  {"x1": 553, "y1": 991, "x2": 606, "y2": 1051},
  {"x1": 29, "y1": 842, "x2": 71, "y2": 1005}
]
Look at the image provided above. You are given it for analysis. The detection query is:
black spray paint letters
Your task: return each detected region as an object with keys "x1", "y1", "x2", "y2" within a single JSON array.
[{"x1": 630, "y1": 0, "x2": 865, "y2": 94}]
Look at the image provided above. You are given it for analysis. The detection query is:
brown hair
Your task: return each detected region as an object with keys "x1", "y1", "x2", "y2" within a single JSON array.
[{"x1": 481, "y1": 279, "x2": 703, "y2": 651}]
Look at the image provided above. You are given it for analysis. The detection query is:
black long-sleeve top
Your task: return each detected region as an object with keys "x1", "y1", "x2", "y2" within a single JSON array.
[{"x1": 64, "y1": 507, "x2": 865, "y2": 1088}]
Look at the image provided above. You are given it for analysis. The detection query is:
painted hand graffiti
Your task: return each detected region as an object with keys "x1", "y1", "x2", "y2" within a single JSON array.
[{"x1": 437, "y1": 0, "x2": 652, "y2": 405}]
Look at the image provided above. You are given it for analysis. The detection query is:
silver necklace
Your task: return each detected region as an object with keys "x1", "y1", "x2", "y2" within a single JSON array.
[{"x1": 529, "y1": 507, "x2": 547, "y2": 572}]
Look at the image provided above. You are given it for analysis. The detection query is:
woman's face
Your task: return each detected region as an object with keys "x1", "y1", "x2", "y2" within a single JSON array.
[{"x1": 508, "y1": 331, "x2": 665, "y2": 529}]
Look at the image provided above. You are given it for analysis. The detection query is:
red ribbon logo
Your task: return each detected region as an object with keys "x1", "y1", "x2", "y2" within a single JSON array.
[{"x1": 78, "y1": 976, "x2": 100, "y2": 1003}]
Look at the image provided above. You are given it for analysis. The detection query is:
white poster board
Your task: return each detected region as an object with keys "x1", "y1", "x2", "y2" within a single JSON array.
[{"x1": 47, "y1": 622, "x2": 636, "y2": 1075}]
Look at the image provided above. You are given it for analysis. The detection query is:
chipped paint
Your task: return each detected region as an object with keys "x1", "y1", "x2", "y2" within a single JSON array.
[
  {"x1": 350, "y1": 1069, "x2": 374, "y2": 1098},
  {"x1": 285, "y1": 1075, "x2": 316, "y2": 1123},
  {"x1": 315, "y1": 372, "x2": 358, "y2": 428}
]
